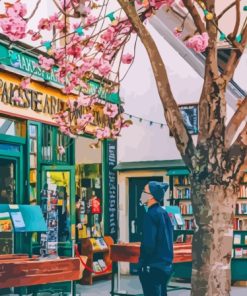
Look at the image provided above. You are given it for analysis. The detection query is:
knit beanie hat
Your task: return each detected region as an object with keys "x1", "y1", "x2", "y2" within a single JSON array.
[{"x1": 148, "y1": 181, "x2": 169, "y2": 202}]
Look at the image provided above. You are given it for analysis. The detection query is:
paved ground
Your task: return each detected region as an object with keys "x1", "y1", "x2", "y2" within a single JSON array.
[{"x1": 77, "y1": 275, "x2": 247, "y2": 296}]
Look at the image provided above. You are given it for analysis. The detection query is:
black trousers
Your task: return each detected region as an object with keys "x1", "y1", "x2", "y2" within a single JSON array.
[{"x1": 139, "y1": 267, "x2": 170, "y2": 296}]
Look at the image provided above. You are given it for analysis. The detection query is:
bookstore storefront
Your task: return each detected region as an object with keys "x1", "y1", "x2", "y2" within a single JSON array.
[{"x1": 0, "y1": 40, "x2": 119, "y2": 263}]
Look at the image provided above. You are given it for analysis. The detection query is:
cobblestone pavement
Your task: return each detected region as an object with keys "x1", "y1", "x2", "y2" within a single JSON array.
[{"x1": 77, "y1": 276, "x2": 247, "y2": 296}]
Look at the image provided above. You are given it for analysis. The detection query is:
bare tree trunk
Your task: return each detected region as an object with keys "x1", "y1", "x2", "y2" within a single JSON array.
[{"x1": 190, "y1": 183, "x2": 237, "y2": 296}]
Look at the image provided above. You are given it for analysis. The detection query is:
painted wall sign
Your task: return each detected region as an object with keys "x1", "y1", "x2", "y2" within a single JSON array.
[
  {"x1": 104, "y1": 140, "x2": 118, "y2": 241},
  {"x1": 0, "y1": 43, "x2": 120, "y2": 104}
]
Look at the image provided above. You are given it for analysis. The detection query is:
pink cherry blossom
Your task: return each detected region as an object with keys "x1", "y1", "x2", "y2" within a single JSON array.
[
  {"x1": 7, "y1": 2, "x2": 27, "y2": 17},
  {"x1": 0, "y1": 17, "x2": 27, "y2": 41},
  {"x1": 77, "y1": 113, "x2": 94, "y2": 127},
  {"x1": 186, "y1": 32, "x2": 209, "y2": 53},
  {"x1": 77, "y1": 95, "x2": 92, "y2": 107},
  {"x1": 101, "y1": 27, "x2": 115, "y2": 43},
  {"x1": 38, "y1": 55, "x2": 55, "y2": 71},
  {"x1": 57, "y1": 146, "x2": 66, "y2": 155},
  {"x1": 96, "y1": 127, "x2": 111, "y2": 139},
  {"x1": 103, "y1": 103, "x2": 118, "y2": 118},
  {"x1": 121, "y1": 53, "x2": 133, "y2": 64},
  {"x1": 173, "y1": 27, "x2": 182, "y2": 38},
  {"x1": 20, "y1": 77, "x2": 30, "y2": 90},
  {"x1": 38, "y1": 18, "x2": 52, "y2": 31},
  {"x1": 27, "y1": 30, "x2": 41, "y2": 41},
  {"x1": 12, "y1": 95, "x2": 23, "y2": 104},
  {"x1": 98, "y1": 62, "x2": 111, "y2": 76}
]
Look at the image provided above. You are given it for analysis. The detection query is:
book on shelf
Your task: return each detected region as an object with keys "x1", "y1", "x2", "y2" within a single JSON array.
[
  {"x1": 239, "y1": 185, "x2": 247, "y2": 197},
  {"x1": 235, "y1": 248, "x2": 243, "y2": 258},
  {"x1": 233, "y1": 234, "x2": 241, "y2": 245},
  {"x1": 96, "y1": 237, "x2": 108, "y2": 249},
  {"x1": 185, "y1": 234, "x2": 193, "y2": 243},
  {"x1": 243, "y1": 249, "x2": 247, "y2": 258},
  {"x1": 236, "y1": 203, "x2": 247, "y2": 214},
  {"x1": 174, "y1": 213, "x2": 184, "y2": 226},
  {"x1": 245, "y1": 235, "x2": 247, "y2": 245},
  {"x1": 98, "y1": 259, "x2": 107, "y2": 270},
  {"x1": 179, "y1": 203, "x2": 193, "y2": 215},
  {"x1": 90, "y1": 238, "x2": 101, "y2": 250},
  {"x1": 168, "y1": 213, "x2": 177, "y2": 227},
  {"x1": 175, "y1": 234, "x2": 184, "y2": 243},
  {"x1": 92, "y1": 261, "x2": 102, "y2": 272}
]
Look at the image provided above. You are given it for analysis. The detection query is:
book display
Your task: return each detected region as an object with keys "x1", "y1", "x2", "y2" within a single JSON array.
[
  {"x1": 79, "y1": 236, "x2": 114, "y2": 285},
  {"x1": 76, "y1": 164, "x2": 103, "y2": 240},
  {"x1": 168, "y1": 174, "x2": 195, "y2": 230},
  {"x1": 232, "y1": 175, "x2": 247, "y2": 262}
]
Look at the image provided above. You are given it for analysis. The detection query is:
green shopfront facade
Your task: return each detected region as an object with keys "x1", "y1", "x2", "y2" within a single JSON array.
[{"x1": 0, "y1": 38, "x2": 120, "y2": 293}]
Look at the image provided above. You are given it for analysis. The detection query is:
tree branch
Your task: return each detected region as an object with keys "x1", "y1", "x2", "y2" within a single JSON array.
[
  {"x1": 225, "y1": 97, "x2": 247, "y2": 148},
  {"x1": 182, "y1": 0, "x2": 206, "y2": 34},
  {"x1": 222, "y1": 22, "x2": 247, "y2": 82},
  {"x1": 117, "y1": 0, "x2": 197, "y2": 170},
  {"x1": 216, "y1": 0, "x2": 242, "y2": 21},
  {"x1": 25, "y1": 0, "x2": 42, "y2": 21},
  {"x1": 229, "y1": 0, "x2": 241, "y2": 40},
  {"x1": 226, "y1": 122, "x2": 247, "y2": 182}
]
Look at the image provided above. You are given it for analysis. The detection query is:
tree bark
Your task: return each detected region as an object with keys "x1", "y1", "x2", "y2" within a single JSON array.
[{"x1": 190, "y1": 182, "x2": 237, "y2": 296}]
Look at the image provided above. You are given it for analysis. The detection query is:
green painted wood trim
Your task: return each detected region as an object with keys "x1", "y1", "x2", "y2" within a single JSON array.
[
  {"x1": 102, "y1": 140, "x2": 108, "y2": 236},
  {"x1": 114, "y1": 159, "x2": 186, "y2": 171},
  {"x1": 167, "y1": 169, "x2": 190, "y2": 176},
  {"x1": 0, "y1": 134, "x2": 26, "y2": 144}
]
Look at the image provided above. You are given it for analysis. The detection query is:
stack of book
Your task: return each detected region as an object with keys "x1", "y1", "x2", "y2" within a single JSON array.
[{"x1": 92, "y1": 259, "x2": 107, "y2": 273}]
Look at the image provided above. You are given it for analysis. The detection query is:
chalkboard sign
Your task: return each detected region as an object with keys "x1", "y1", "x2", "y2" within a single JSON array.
[{"x1": 104, "y1": 140, "x2": 118, "y2": 241}]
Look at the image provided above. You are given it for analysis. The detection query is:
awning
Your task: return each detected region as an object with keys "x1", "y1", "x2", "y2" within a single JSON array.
[
  {"x1": 166, "y1": 168, "x2": 190, "y2": 176},
  {"x1": 114, "y1": 159, "x2": 186, "y2": 171}
]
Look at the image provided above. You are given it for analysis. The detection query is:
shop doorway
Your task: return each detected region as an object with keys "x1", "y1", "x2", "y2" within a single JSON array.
[
  {"x1": 0, "y1": 158, "x2": 16, "y2": 204},
  {"x1": 129, "y1": 176, "x2": 163, "y2": 274},
  {"x1": 41, "y1": 166, "x2": 75, "y2": 255},
  {"x1": 0, "y1": 157, "x2": 19, "y2": 255}
]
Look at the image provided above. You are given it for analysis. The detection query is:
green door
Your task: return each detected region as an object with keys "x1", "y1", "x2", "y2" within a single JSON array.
[
  {"x1": 41, "y1": 165, "x2": 75, "y2": 255},
  {"x1": 0, "y1": 143, "x2": 24, "y2": 254}
]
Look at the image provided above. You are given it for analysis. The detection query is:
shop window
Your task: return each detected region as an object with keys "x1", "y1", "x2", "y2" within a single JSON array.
[
  {"x1": 42, "y1": 125, "x2": 53, "y2": 161},
  {"x1": 75, "y1": 137, "x2": 103, "y2": 240},
  {"x1": 0, "y1": 116, "x2": 26, "y2": 137},
  {"x1": 57, "y1": 132, "x2": 71, "y2": 163},
  {"x1": 29, "y1": 124, "x2": 38, "y2": 204}
]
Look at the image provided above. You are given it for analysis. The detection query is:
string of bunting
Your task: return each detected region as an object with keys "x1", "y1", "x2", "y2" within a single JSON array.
[{"x1": 124, "y1": 112, "x2": 167, "y2": 128}]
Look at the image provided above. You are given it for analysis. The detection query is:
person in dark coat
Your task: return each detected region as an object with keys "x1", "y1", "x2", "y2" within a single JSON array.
[{"x1": 138, "y1": 181, "x2": 173, "y2": 296}]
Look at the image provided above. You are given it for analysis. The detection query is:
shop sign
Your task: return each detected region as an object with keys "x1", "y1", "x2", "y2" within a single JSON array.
[
  {"x1": 0, "y1": 76, "x2": 115, "y2": 128},
  {"x1": 104, "y1": 140, "x2": 118, "y2": 241},
  {"x1": 0, "y1": 77, "x2": 65, "y2": 116},
  {"x1": 0, "y1": 43, "x2": 120, "y2": 104}
]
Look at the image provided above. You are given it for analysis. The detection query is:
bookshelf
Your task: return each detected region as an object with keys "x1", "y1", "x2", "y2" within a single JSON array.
[
  {"x1": 79, "y1": 236, "x2": 113, "y2": 285},
  {"x1": 169, "y1": 174, "x2": 195, "y2": 231},
  {"x1": 29, "y1": 124, "x2": 38, "y2": 204},
  {"x1": 232, "y1": 179, "x2": 247, "y2": 262}
]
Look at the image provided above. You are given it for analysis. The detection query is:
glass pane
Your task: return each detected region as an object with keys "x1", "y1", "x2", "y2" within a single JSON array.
[
  {"x1": 0, "y1": 116, "x2": 26, "y2": 137},
  {"x1": 57, "y1": 132, "x2": 70, "y2": 163},
  {"x1": 42, "y1": 125, "x2": 53, "y2": 161},
  {"x1": 0, "y1": 159, "x2": 16, "y2": 204},
  {"x1": 40, "y1": 171, "x2": 70, "y2": 255}
]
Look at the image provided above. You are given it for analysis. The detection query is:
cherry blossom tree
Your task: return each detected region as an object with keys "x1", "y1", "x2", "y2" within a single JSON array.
[{"x1": 0, "y1": 0, "x2": 247, "y2": 294}]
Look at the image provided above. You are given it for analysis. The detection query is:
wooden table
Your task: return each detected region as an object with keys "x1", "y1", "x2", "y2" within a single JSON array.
[
  {"x1": 0, "y1": 254, "x2": 85, "y2": 289},
  {"x1": 110, "y1": 242, "x2": 192, "y2": 296}
]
